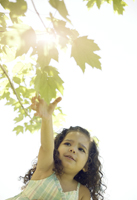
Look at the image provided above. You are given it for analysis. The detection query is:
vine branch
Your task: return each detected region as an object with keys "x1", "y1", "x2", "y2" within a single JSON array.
[
  {"x1": 0, "y1": 64, "x2": 32, "y2": 120},
  {"x1": 31, "y1": 0, "x2": 47, "y2": 29}
]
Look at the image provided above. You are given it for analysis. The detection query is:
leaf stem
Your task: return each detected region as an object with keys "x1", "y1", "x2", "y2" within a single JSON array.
[
  {"x1": 0, "y1": 64, "x2": 32, "y2": 119},
  {"x1": 31, "y1": 0, "x2": 47, "y2": 29}
]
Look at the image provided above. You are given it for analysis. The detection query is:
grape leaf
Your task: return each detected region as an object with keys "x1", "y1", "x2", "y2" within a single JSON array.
[
  {"x1": 48, "y1": 14, "x2": 71, "y2": 48},
  {"x1": 48, "y1": 14, "x2": 79, "y2": 49},
  {"x1": 34, "y1": 66, "x2": 64, "y2": 104},
  {"x1": 51, "y1": 16, "x2": 71, "y2": 36},
  {"x1": 24, "y1": 118, "x2": 41, "y2": 133},
  {"x1": 13, "y1": 125, "x2": 24, "y2": 135},
  {"x1": 45, "y1": 66, "x2": 64, "y2": 95},
  {"x1": 15, "y1": 25, "x2": 36, "y2": 57},
  {"x1": 37, "y1": 40, "x2": 58, "y2": 67},
  {"x1": 85, "y1": 0, "x2": 127, "y2": 14},
  {"x1": 5, "y1": 97, "x2": 16, "y2": 106},
  {"x1": 96, "y1": 0, "x2": 102, "y2": 8},
  {"x1": 0, "y1": 12, "x2": 9, "y2": 27},
  {"x1": 53, "y1": 112, "x2": 66, "y2": 128},
  {"x1": 14, "y1": 113, "x2": 24, "y2": 124},
  {"x1": 12, "y1": 62, "x2": 33, "y2": 77},
  {"x1": 3, "y1": 0, "x2": 27, "y2": 23},
  {"x1": 13, "y1": 102, "x2": 20, "y2": 111},
  {"x1": 49, "y1": 0, "x2": 71, "y2": 23},
  {"x1": 1, "y1": 46, "x2": 16, "y2": 62},
  {"x1": 1, "y1": 24, "x2": 36, "y2": 57},
  {"x1": 0, "y1": 0, "x2": 9, "y2": 9},
  {"x1": 16, "y1": 86, "x2": 35, "y2": 99},
  {"x1": 13, "y1": 77, "x2": 21, "y2": 84},
  {"x1": 86, "y1": 0, "x2": 98, "y2": 9},
  {"x1": 113, "y1": 0, "x2": 127, "y2": 14},
  {"x1": 71, "y1": 36, "x2": 101, "y2": 72}
]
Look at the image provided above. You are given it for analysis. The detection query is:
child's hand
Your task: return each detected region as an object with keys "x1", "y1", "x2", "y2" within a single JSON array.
[{"x1": 30, "y1": 94, "x2": 62, "y2": 119}]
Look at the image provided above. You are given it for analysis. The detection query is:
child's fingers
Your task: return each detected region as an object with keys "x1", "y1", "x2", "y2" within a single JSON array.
[
  {"x1": 38, "y1": 94, "x2": 43, "y2": 102},
  {"x1": 52, "y1": 97, "x2": 62, "y2": 105},
  {"x1": 30, "y1": 104, "x2": 35, "y2": 110},
  {"x1": 31, "y1": 96, "x2": 37, "y2": 103},
  {"x1": 30, "y1": 103, "x2": 38, "y2": 110},
  {"x1": 34, "y1": 112, "x2": 39, "y2": 117}
]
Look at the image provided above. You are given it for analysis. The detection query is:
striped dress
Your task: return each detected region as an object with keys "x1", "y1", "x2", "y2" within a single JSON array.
[{"x1": 6, "y1": 173, "x2": 80, "y2": 200}]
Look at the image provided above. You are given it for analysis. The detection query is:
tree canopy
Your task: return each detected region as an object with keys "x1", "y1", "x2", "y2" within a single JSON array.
[{"x1": 0, "y1": 0, "x2": 132, "y2": 135}]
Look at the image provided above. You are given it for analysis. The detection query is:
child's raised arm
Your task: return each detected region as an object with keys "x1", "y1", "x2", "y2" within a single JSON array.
[{"x1": 30, "y1": 94, "x2": 62, "y2": 175}]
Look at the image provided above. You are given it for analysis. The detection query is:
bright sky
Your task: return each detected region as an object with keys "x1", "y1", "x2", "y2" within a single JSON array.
[{"x1": 0, "y1": 0, "x2": 137, "y2": 200}]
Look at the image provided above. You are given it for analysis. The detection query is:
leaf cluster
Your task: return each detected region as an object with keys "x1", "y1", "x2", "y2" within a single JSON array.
[
  {"x1": 0, "y1": 0, "x2": 132, "y2": 135},
  {"x1": 85, "y1": 0, "x2": 127, "y2": 14}
]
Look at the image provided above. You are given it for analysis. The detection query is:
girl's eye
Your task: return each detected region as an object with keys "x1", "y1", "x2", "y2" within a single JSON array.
[
  {"x1": 79, "y1": 148, "x2": 85, "y2": 153},
  {"x1": 64, "y1": 142, "x2": 71, "y2": 146}
]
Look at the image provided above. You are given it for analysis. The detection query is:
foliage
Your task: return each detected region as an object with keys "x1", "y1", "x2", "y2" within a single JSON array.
[
  {"x1": 0, "y1": 0, "x2": 132, "y2": 135},
  {"x1": 85, "y1": 0, "x2": 127, "y2": 14}
]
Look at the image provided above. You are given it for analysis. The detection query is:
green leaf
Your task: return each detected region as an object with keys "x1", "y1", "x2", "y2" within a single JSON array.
[
  {"x1": 86, "y1": 0, "x2": 96, "y2": 9},
  {"x1": 34, "y1": 69, "x2": 56, "y2": 104},
  {"x1": 71, "y1": 36, "x2": 101, "y2": 72},
  {"x1": 34, "y1": 66, "x2": 64, "y2": 104},
  {"x1": 0, "y1": 0, "x2": 9, "y2": 9},
  {"x1": 12, "y1": 62, "x2": 24, "y2": 74},
  {"x1": 23, "y1": 88, "x2": 35, "y2": 98},
  {"x1": 49, "y1": 15, "x2": 71, "y2": 48},
  {"x1": 69, "y1": 29, "x2": 79, "y2": 41},
  {"x1": 15, "y1": 25, "x2": 36, "y2": 57},
  {"x1": 51, "y1": 16, "x2": 71, "y2": 36},
  {"x1": 16, "y1": 86, "x2": 35, "y2": 99},
  {"x1": 13, "y1": 125, "x2": 24, "y2": 135},
  {"x1": 30, "y1": 76, "x2": 36, "y2": 87},
  {"x1": 85, "y1": 0, "x2": 127, "y2": 14},
  {"x1": 13, "y1": 76, "x2": 22, "y2": 84},
  {"x1": 37, "y1": 40, "x2": 58, "y2": 67},
  {"x1": 5, "y1": 97, "x2": 16, "y2": 106},
  {"x1": 0, "y1": 91, "x2": 10, "y2": 100},
  {"x1": 24, "y1": 119, "x2": 41, "y2": 133},
  {"x1": 13, "y1": 102, "x2": 21, "y2": 111},
  {"x1": 0, "y1": 78, "x2": 9, "y2": 88},
  {"x1": 23, "y1": 99, "x2": 30, "y2": 105},
  {"x1": 14, "y1": 113, "x2": 24, "y2": 124},
  {"x1": 12, "y1": 62, "x2": 33, "y2": 76},
  {"x1": 86, "y1": 0, "x2": 105, "y2": 9},
  {"x1": 1, "y1": 46, "x2": 16, "y2": 62},
  {"x1": 113, "y1": 0, "x2": 127, "y2": 15},
  {"x1": 53, "y1": 112, "x2": 66, "y2": 128},
  {"x1": 45, "y1": 66, "x2": 64, "y2": 95},
  {"x1": 1, "y1": 28, "x2": 19, "y2": 47},
  {"x1": 0, "y1": 12, "x2": 9, "y2": 27},
  {"x1": 49, "y1": 0, "x2": 71, "y2": 23},
  {"x1": 1, "y1": 24, "x2": 36, "y2": 57},
  {"x1": 6, "y1": 0, "x2": 27, "y2": 23},
  {"x1": 96, "y1": 0, "x2": 102, "y2": 8}
]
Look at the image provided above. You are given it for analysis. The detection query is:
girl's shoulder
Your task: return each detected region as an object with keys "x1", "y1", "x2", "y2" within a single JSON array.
[{"x1": 79, "y1": 184, "x2": 91, "y2": 200}]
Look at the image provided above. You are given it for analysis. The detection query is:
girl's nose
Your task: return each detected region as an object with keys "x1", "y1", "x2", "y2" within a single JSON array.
[{"x1": 69, "y1": 148, "x2": 76, "y2": 154}]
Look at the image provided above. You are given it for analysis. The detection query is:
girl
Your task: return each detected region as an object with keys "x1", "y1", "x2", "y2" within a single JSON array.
[{"x1": 6, "y1": 95, "x2": 106, "y2": 200}]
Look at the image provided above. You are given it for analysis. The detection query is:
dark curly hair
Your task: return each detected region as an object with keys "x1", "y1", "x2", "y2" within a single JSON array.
[{"x1": 19, "y1": 126, "x2": 107, "y2": 200}]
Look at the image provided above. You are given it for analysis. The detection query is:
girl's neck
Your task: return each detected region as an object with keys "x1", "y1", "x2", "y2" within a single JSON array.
[
  {"x1": 56, "y1": 172, "x2": 75, "y2": 184},
  {"x1": 56, "y1": 173, "x2": 78, "y2": 192}
]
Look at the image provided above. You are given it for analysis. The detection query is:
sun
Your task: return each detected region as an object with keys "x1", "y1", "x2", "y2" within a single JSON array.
[{"x1": 36, "y1": 31, "x2": 56, "y2": 44}]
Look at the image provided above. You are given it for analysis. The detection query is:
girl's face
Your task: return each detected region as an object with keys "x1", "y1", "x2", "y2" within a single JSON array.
[{"x1": 58, "y1": 131, "x2": 90, "y2": 175}]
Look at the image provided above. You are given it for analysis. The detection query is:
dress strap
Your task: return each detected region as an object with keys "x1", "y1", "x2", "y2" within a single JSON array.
[
  {"x1": 77, "y1": 182, "x2": 81, "y2": 191},
  {"x1": 53, "y1": 173, "x2": 66, "y2": 200}
]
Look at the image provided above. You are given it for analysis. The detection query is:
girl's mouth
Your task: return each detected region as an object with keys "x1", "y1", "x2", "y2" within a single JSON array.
[{"x1": 65, "y1": 155, "x2": 75, "y2": 161}]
